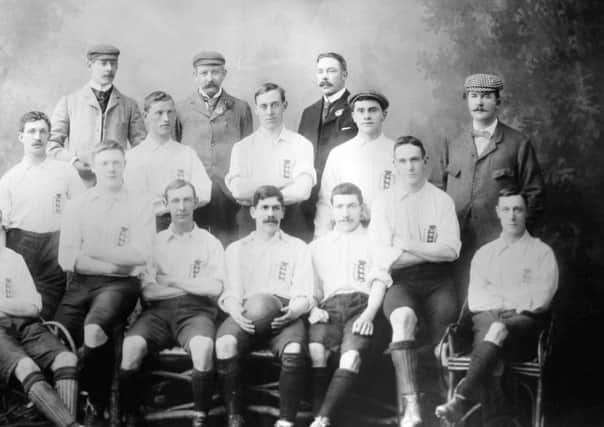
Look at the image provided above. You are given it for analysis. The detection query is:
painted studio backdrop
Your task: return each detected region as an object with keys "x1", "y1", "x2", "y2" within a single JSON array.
[{"x1": 1, "y1": 0, "x2": 603, "y2": 425}]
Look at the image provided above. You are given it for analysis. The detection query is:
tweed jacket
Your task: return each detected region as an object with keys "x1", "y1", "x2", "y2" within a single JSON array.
[
  {"x1": 175, "y1": 89, "x2": 253, "y2": 198},
  {"x1": 48, "y1": 85, "x2": 146, "y2": 161},
  {"x1": 440, "y1": 120, "x2": 545, "y2": 249}
]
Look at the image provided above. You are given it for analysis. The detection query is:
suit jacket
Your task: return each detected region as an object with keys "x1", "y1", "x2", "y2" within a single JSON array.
[
  {"x1": 175, "y1": 89, "x2": 253, "y2": 198},
  {"x1": 298, "y1": 89, "x2": 357, "y2": 181},
  {"x1": 49, "y1": 85, "x2": 146, "y2": 162},
  {"x1": 440, "y1": 121, "x2": 545, "y2": 251}
]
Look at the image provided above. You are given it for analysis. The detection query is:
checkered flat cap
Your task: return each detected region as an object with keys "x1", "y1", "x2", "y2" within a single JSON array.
[{"x1": 464, "y1": 73, "x2": 504, "y2": 92}]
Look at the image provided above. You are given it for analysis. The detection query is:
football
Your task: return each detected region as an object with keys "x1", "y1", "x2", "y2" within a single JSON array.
[{"x1": 243, "y1": 293, "x2": 283, "y2": 335}]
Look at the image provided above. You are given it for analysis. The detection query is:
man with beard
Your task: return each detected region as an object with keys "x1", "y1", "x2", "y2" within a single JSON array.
[
  {"x1": 49, "y1": 44, "x2": 146, "y2": 187},
  {"x1": 176, "y1": 51, "x2": 253, "y2": 245},
  {"x1": 216, "y1": 185, "x2": 313, "y2": 427},
  {"x1": 439, "y1": 73, "x2": 545, "y2": 304},
  {"x1": 298, "y1": 52, "x2": 357, "y2": 235}
]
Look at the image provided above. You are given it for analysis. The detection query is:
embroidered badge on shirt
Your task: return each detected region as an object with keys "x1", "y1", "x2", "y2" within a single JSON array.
[
  {"x1": 335, "y1": 109, "x2": 343, "y2": 117},
  {"x1": 425, "y1": 225, "x2": 438, "y2": 243},
  {"x1": 117, "y1": 227, "x2": 129, "y2": 247},
  {"x1": 176, "y1": 168, "x2": 185, "y2": 180},
  {"x1": 521, "y1": 268, "x2": 532, "y2": 285},
  {"x1": 277, "y1": 261, "x2": 289, "y2": 281},
  {"x1": 3, "y1": 278, "x2": 13, "y2": 298},
  {"x1": 380, "y1": 170, "x2": 394, "y2": 190},
  {"x1": 282, "y1": 159, "x2": 292, "y2": 180},
  {"x1": 352, "y1": 259, "x2": 368, "y2": 282},
  {"x1": 189, "y1": 259, "x2": 203, "y2": 279},
  {"x1": 54, "y1": 193, "x2": 63, "y2": 214}
]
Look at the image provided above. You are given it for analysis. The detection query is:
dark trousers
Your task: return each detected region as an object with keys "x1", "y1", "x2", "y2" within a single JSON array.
[{"x1": 6, "y1": 229, "x2": 66, "y2": 320}]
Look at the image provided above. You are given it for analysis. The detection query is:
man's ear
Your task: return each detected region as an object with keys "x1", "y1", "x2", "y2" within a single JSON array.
[
  {"x1": 249, "y1": 205, "x2": 256, "y2": 220},
  {"x1": 283, "y1": 100, "x2": 288, "y2": 110}
]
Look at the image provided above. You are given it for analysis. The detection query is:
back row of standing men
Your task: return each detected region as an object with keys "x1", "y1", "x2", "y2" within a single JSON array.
[{"x1": 0, "y1": 44, "x2": 558, "y2": 427}]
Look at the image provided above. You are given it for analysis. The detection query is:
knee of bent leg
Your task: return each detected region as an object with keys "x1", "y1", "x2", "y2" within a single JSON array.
[
  {"x1": 189, "y1": 336, "x2": 214, "y2": 371},
  {"x1": 309, "y1": 343, "x2": 328, "y2": 367},
  {"x1": 51, "y1": 351, "x2": 78, "y2": 370},
  {"x1": 121, "y1": 335, "x2": 148, "y2": 370},
  {"x1": 339, "y1": 350, "x2": 361, "y2": 373},
  {"x1": 389, "y1": 307, "x2": 417, "y2": 333},
  {"x1": 215, "y1": 335, "x2": 238, "y2": 359},
  {"x1": 484, "y1": 321, "x2": 509, "y2": 346},
  {"x1": 282, "y1": 342, "x2": 301, "y2": 354},
  {"x1": 14, "y1": 357, "x2": 41, "y2": 381},
  {"x1": 280, "y1": 345, "x2": 306, "y2": 373},
  {"x1": 84, "y1": 324, "x2": 108, "y2": 348}
]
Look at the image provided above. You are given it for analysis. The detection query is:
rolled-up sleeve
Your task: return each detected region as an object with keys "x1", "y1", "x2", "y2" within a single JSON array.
[
  {"x1": 219, "y1": 243, "x2": 244, "y2": 311},
  {"x1": 293, "y1": 137, "x2": 317, "y2": 185},
  {"x1": 437, "y1": 195, "x2": 462, "y2": 258}
]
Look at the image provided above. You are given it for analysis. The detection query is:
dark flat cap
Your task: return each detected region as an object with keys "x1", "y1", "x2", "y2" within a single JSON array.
[
  {"x1": 86, "y1": 44, "x2": 120, "y2": 60},
  {"x1": 464, "y1": 73, "x2": 504, "y2": 92},
  {"x1": 192, "y1": 51, "x2": 225, "y2": 67},
  {"x1": 349, "y1": 90, "x2": 389, "y2": 110}
]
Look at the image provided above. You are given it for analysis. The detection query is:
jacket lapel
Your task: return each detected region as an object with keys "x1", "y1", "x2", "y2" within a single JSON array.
[
  {"x1": 477, "y1": 122, "x2": 503, "y2": 161},
  {"x1": 105, "y1": 87, "x2": 121, "y2": 114},
  {"x1": 82, "y1": 86, "x2": 100, "y2": 110},
  {"x1": 209, "y1": 90, "x2": 234, "y2": 120},
  {"x1": 322, "y1": 89, "x2": 350, "y2": 125},
  {"x1": 189, "y1": 91, "x2": 211, "y2": 118}
]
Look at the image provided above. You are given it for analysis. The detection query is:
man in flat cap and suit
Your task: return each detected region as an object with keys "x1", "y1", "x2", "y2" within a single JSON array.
[
  {"x1": 439, "y1": 73, "x2": 545, "y2": 304},
  {"x1": 298, "y1": 52, "x2": 357, "y2": 236},
  {"x1": 49, "y1": 44, "x2": 146, "y2": 187},
  {"x1": 175, "y1": 51, "x2": 253, "y2": 246}
]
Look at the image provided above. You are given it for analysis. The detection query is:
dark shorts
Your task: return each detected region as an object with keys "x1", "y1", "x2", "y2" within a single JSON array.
[
  {"x1": 127, "y1": 295, "x2": 218, "y2": 353},
  {"x1": 472, "y1": 310, "x2": 548, "y2": 362},
  {"x1": 217, "y1": 296, "x2": 307, "y2": 358},
  {"x1": 0, "y1": 317, "x2": 68, "y2": 387},
  {"x1": 383, "y1": 263, "x2": 457, "y2": 346},
  {"x1": 6, "y1": 229, "x2": 66, "y2": 320},
  {"x1": 309, "y1": 292, "x2": 374, "y2": 355},
  {"x1": 54, "y1": 273, "x2": 140, "y2": 346}
]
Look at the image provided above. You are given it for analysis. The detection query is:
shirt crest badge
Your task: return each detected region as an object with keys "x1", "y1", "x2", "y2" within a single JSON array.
[
  {"x1": 277, "y1": 261, "x2": 289, "y2": 281},
  {"x1": 352, "y1": 259, "x2": 368, "y2": 282},
  {"x1": 176, "y1": 168, "x2": 185, "y2": 180},
  {"x1": 117, "y1": 226, "x2": 129, "y2": 247},
  {"x1": 425, "y1": 225, "x2": 438, "y2": 243},
  {"x1": 54, "y1": 193, "x2": 64, "y2": 214},
  {"x1": 3, "y1": 278, "x2": 13, "y2": 298},
  {"x1": 380, "y1": 170, "x2": 394, "y2": 189},
  {"x1": 282, "y1": 159, "x2": 293, "y2": 180},
  {"x1": 189, "y1": 259, "x2": 203, "y2": 279},
  {"x1": 521, "y1": 268, "x2": 532, "y2": 285}
]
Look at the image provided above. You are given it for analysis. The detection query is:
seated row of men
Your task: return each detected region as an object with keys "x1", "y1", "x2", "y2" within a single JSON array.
[{"x1": 0, "y1": 122, "x2": 557, "y2": 427}]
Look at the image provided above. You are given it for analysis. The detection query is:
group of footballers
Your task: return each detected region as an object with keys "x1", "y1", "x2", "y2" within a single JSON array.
[{"x1": 0, "y1": 44, "x2": 559, "y2": 427}]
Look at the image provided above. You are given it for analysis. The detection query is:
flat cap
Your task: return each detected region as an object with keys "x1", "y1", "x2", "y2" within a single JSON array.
[
  {"x1": 86, "y1": 44, "x2": 120, "y2": 61},
  {"x1": 464, "y1": 73, "x2": 504, "y2": 92},
  {"x1": 192, "y1": 51, "x2": 225, "y2": 67},
  {"x1": 349, "y1": 90, "x2": 389, "y2": 110}
]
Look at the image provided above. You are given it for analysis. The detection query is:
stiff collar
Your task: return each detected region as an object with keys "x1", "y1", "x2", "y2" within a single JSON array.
[
  {"x1": 242, "y1": 229, "x2": 287, "y2": 245},
  {"x1": 328, "y1": 223, "x2": 366, "y2": 241},
  {"x1": 257, "y1": 125, "x2": 289, "y2": 143},
  {"x1": 324, "y1": 87, "x2": 347, "y2": 104},
  {"x1": 472, "y1": 118, "x2": 499, "y2": 137},
  {"x1": 396, "y1": 179, "x2": 429, "y2": 201},
  {"x1": 160, "y1": 224, "x2": 204, "y2": 243},
  {"x1": 89, "y1": 81, "x2": 113, "y2": 92},
  {"x1": 198, "y1": 87, "x2": 223, "y2": 100}
]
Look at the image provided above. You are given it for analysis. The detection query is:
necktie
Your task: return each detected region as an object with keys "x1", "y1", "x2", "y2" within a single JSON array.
[
  {"x1": 471, "y1": 129, "x2": 491, "y2": 139},
  {"x1": 322, "y1": 99, "x2": 331, "y2": 121}
]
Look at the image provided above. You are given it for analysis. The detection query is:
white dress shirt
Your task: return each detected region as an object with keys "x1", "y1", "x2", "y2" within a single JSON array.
[
  {"x1": 0, "y1": 158, "x2": 85, "y2": 232},
  {"x1": 314, "y1": 133, "x2": 395, "y2": 236},
  {"x1": 468, "y1": 231, "x2": 558, "y2": 313}
]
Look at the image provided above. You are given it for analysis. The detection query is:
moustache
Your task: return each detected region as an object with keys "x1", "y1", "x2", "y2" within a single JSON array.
[
  {"x1": 319, "y1": 81, "x2": 332, "y2": 87},
  {"x1": 204, "y1": 82, "x2": 218, "y2": 88},
  {"x1": 473, "y1": 108, "x2": 486, "y2": 112},
  {"x1": 263, "y1": 218, "x2": 278, "y2": 224}
]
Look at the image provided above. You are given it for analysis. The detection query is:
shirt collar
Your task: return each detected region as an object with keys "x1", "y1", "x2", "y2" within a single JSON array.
[
  {"x1": 257, "y1": 125, "x2": 288, "y2": 143},
  {"x1": 142, "y1": 136, "x2": 175, "y2": 152},
  {"x1": 162, "y1": 224, "x2": 202, "y2": 242},
  {"x1": 493, "y1": 230, "x2": 531, "y2": 255},
  {"x1": 329, "y1": 224, "x2": 366, "y2": 241},
  {"x1": 324, "y1": 87, "x2": 347, "y2": 104},
  {"x1": 472, "y1": 118, "x2": 498, "y2": 137},
  {"x1": 353, "y1": 132, "x2": 386, "y2": 146},
  {"x1": 245, "y1": 229, "x2": 286, "y2": 245},
  {"x1": 20, "y1": 156, "x2": 49, "y2": 169},
  {"x1": 89, "y1": 81, "x2": 113, "y2": 92},
  {"x1": 397, "y1": 179, "x2": 428, "y2": 201},
  {"x1": 198, "y1": 87, "x2": 223, "y2": 100},
  {"x1": 89, "y1": 186, "x2": 128, "y2": 202}
]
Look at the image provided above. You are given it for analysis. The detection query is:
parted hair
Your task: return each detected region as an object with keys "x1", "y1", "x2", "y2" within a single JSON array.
[
  {"x1": 254, "y1": 82, "x2": 286, "y2": 104},
  {"x1": 163, "y1": 179, "x2": 198, "y2": 201},
  {"x1": 316, "y1": 52, "x2": 348, "y2": 73},
  {"x1": 143, "y1": 90, "x2": 174, "y2": 113},
  {"x1": 252, "y1": 185, "x2": 285, "y2": 208},
  {"x1": 393, "y1": 135, "x2": 426, "y2": 158},
  {"x1": 498, "y1": 187, "x2": 528, "y2": 207},
  {"x1": 19, "y1": 111, "x2": 51, "y2": 132},
  {"x1": 331, "y1": 182, "x2": 364, "y2": 205},
  {"x1": 92, "y1": 139, "x2": 125, "y2": 158}
]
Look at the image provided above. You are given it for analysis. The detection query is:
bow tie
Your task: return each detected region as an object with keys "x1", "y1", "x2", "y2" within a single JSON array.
[{"x1": 471, "y1": 129, "x2": 491, "y2": 139}]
